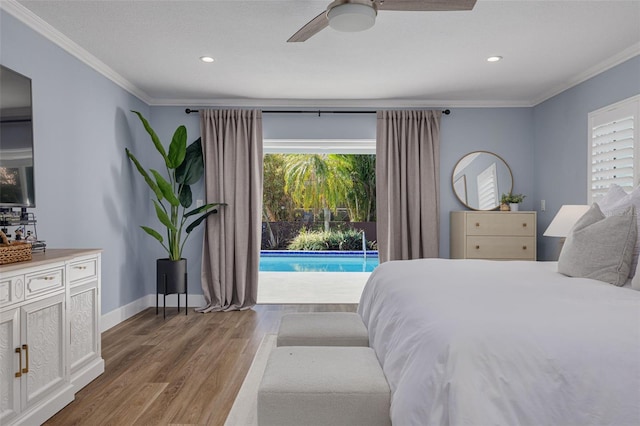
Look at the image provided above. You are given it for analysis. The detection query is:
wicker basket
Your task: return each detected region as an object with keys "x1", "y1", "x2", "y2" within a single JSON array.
[{"x1": 0, "y1": 230, "x2": 32, "y2": 265}]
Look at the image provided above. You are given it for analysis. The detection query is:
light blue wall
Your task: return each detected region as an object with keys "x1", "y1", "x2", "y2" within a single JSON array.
[
  {"x1": 440, "y1": 108, "x2": 535, "y2": 257},
  {"x1": 1, "y1": 10, "x2": 153, "y2": 315},
  {"x1": 533, "y1": 56, "x2": 640, "y2": 260},
  {"x1": 263, "y1": 112, "x2": 376, "y2": 139}
]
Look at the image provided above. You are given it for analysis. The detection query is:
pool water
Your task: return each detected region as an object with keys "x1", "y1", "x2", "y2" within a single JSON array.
[{"x1": 260, "y1": 251, "x2": 379, "y2": 272}]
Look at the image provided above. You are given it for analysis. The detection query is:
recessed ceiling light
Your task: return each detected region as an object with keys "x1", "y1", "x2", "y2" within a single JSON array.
[
  {"x1": 487, "y1": 56, "x2": 503, "y2": 62},
  {"x1": 200, "y1": 56, "x2": 215, "y2": 63}
]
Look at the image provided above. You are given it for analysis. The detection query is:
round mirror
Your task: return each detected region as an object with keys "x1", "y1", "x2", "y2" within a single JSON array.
[{"x1": 452, "y1": 151, "x2": 513, "y2": 210}]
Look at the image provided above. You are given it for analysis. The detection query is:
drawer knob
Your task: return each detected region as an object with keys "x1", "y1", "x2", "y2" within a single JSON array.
[
  {"x1": 522, "y1": 223, "x2": 527, "y2": 227},
  {"x1": 74, "y1": 266, "x2": 87, "y2": 270},
  {"x1": 475, "y1": 245, "x2": 480, "y2": 249},
  {"x1": 522, "y1": 245, "x2": 527, "y2": 250},
  {"x1": 475, "y1": 223, "x2": 480, "y2": 227}
]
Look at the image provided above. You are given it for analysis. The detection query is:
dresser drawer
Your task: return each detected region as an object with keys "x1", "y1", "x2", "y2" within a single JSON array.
[
  {"x1": 69, "y1": 257, "x2": 98, "y2": 284},
  {"x1": 25, "y1": 267, "x2": 64, "y2": 298},
  {"x1": 0, "y1": 274, "x2": 25, "y2": 307},
  {"x1": 465, "y1": 213, "x2": 535, "y2": 236},
  {"x1": 466, "y1": 236, "x2": 536, "y2": 260}
]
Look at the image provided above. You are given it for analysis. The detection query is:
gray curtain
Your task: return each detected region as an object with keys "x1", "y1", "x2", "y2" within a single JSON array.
[
  {"x1": 376, "y1": 110, "x2": 441, "y2": 263},
  {"x1": 198, "y1": 109, "x2": 263, "y2": 312}
]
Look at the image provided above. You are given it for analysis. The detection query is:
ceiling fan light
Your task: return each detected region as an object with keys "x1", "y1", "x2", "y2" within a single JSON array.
[{"x1": 327, "y1": 3, "x2": 376, "y2": 32}]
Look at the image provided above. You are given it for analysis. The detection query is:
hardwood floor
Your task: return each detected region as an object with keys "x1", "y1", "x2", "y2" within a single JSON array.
[{"x1": 45, "y1": 304, "x2": 357, "y2": 426}]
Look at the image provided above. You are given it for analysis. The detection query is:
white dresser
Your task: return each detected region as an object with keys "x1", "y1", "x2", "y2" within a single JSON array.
[
  {"x1": 0, "y1": 249, "x2": 104, "y2": 425},
  {"x1": 450, "y1": 211, "x2": 537, "y2": 260}
]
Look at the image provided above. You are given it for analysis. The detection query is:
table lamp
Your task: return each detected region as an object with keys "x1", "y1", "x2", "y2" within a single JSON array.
[{"x1": 543, "y1": 204, "x2": 590, "y2": 257}]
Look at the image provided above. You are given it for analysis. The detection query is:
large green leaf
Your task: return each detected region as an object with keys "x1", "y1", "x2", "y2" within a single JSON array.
[
  {"x1": 131, "y1": 111, "x2": 168, "y2": 165},
  {"x1": 185, "y1": 210, "x2": 218, "y2": 234},
  {"x1": 179, "y1": 184, "x2": 192, "y2": 208},
  {"x1": 176, "y1": 138, "x2": 204, "y2": 185},
  {"x1": 150, "y1": 170, "x2": 180, "y2": 207},
  {"x1": 167, "y1": 125, "x2": 187, "y2": 169},
  {"x1": 184, "y1": 202, "x2": 224, "y2": 217},
  {"x1": 140, "y1": 226, "x2": 164, "y2": 244},
  {"x1": 125, "y1": 148, "x2": 163, "y2": 201},
  {"x1": 153, "y1": 200, "x2": 177, "y2": 231}
]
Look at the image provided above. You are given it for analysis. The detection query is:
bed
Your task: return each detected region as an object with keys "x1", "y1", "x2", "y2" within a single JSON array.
[{"x1": 358, "y1": 258, "x2": 640, "y2": 425}]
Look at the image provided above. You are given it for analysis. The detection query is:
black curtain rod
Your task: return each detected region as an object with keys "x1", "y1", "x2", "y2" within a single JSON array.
[{"x1": 185, "y1": 108, "x2": 451, "y2": 116}]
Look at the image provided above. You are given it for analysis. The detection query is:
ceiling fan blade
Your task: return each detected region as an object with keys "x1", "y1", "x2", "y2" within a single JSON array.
[
  {"x1": 288, "y1": 11, "x2": 330, "y2": 42},
  {"x1": 376, "y1": 0, "x2": 477, "y2": 11}
]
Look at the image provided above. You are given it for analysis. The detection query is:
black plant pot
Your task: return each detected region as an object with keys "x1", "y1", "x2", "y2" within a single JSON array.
[
  {"x1": 156, "y1": 258, "x2": 187, "y2": 318},
  {"x1": 157, "y1": 258, "x2": 187, "y2": 293}
]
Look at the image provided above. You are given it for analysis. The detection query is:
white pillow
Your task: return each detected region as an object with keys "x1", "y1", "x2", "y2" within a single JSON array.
[
  {"x1": 596, "y1": 184, "x2": 628, "y2": 210},
  {"x1": 558, "y1": 203, "x2": 637, "y2": 286},
  {"x1": 599, "y1": 185, "x2": 640, "y2": 277}
]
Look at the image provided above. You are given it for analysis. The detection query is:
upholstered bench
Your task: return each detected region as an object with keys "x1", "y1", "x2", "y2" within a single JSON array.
[
  {"x1": 257, "y1": 346, "x2": 391, "y2": 426},
  {"x1": 277, "y1": 312, "x2": 369, "y2": 347}
]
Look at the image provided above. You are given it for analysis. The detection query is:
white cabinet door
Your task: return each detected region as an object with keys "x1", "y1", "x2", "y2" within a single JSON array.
[
  {"x1": 0, "y1": 308, "x2": 21, "y2": 424},
  {"x1": 21, "y1": 293, "x2": 66, "y2": 411},
  {"x1": 70, "y1": 282, "x2": 99, "y2": 378}
]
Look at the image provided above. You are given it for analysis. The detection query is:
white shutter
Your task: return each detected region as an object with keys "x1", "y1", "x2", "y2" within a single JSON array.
[
  {"x1": 588, "y1": 95, "x2": 640, "y2": 203},
  {"x1": 477, "y1": 162, "x2": 498, "y2": 210}
]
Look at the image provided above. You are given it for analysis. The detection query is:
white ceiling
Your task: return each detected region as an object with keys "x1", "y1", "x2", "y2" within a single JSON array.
[{"x1": 6, "y1": 0, "x2": 640, "y2": 107}]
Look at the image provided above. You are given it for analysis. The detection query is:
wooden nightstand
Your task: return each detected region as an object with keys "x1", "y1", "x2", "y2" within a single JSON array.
[{"x1": 450, "y1": 211, "x2": 537, "y2": 260}]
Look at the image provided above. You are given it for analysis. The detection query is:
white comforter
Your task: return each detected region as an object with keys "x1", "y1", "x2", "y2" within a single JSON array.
[{"x1": 358, "y1": 259, "x2": 640, "y2": 426}]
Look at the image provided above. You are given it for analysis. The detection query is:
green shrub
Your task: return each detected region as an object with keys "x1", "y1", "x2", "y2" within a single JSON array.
[
  {"x1": 287, "y1": 229, "x2": 328, "y2": 250},
  {"x1": 288, "y1": 228, "x2": 369, "y2": 251},
  {"x1": 338, "y1": 229, "x2": 365, "y2": 250}
]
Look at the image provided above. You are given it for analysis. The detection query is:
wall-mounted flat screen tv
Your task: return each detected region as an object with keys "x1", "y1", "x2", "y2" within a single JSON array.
[{"x1": 0, "y1": 65, "x2": 35, "y2": 208}]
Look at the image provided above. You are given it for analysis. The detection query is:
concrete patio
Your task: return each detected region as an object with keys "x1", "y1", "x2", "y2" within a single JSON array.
[{"x1": 257, "y1": 272, "x2": 370, "y2": 304}]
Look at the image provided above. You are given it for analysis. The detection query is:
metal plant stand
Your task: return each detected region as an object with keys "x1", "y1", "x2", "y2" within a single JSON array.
[{"x1": 156, "y1": 268, "x2": 188, "y2": 319}]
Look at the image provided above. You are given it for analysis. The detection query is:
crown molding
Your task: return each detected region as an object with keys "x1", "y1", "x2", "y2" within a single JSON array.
[
  {"x1": 0, "y1": 0, "x2": 152, "y2": 104},
  {"x1": 149, "y1": 97, "x2": 533, "y2": 109},
  {"x1": 531, "y1": 43, "x2": 640, "y2": 106}
]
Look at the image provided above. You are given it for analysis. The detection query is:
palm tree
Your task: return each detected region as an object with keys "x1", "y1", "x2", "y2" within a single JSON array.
[
  {"x1": 327, "y1": 154, "x2": 376, "y2": 222},
  {"x1": 263, "y1": 154, "x2": 295, "y2": 221},
  {"x1": 283, "y1": 154, "x2": 344, "y2": 232}
]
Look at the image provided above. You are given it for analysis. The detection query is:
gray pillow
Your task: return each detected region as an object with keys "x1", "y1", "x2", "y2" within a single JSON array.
[{"x1": 558, "y1": 203, "x2": 637, "y2": 286}]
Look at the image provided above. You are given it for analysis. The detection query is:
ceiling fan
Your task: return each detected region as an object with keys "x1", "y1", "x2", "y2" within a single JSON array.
[{"x1": 288, "y1": 0, "x2": 477, "y2": 42}]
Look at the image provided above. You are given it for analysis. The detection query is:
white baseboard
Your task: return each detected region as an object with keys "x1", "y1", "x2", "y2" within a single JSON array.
[
  {"x1": 101, "y1": 293, "x2": 206, "y2": 332},
  {"x1": 155, "y1": 293, "x2": 206, "y2": 309},
  {"x1": 101, "y1": 294, "x2": 154, "y2": 332},
  {"x1": 71, "y1": 358, "x2": 105, "y2": 391}
]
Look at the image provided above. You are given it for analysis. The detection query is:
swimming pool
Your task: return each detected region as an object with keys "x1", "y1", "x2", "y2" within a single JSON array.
[{"x1": 260, "y1": 251, "x2": 379, "y2": 272}]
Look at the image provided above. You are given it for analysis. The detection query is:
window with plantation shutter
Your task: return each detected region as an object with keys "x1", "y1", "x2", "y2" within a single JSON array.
[{"x1": 588, "y1": 95, "x2": 640, "y2": 203}]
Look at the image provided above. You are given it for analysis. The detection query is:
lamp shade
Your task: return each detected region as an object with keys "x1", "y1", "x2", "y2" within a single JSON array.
[
  {"x1": 543, "y1": 205, "x2": 590, "y2": 237},
  {"x1": 327, "y1": 3, "x2": 377, "y2": 32}
]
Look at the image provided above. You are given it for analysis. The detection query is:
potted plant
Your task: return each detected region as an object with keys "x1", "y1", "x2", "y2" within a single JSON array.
[
  {"x1": 500, "y1": 193, "x2": 526, "y2": 211},
  {"x1": 126, "y1": 111, "x2": 223, "y2": 302}
]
